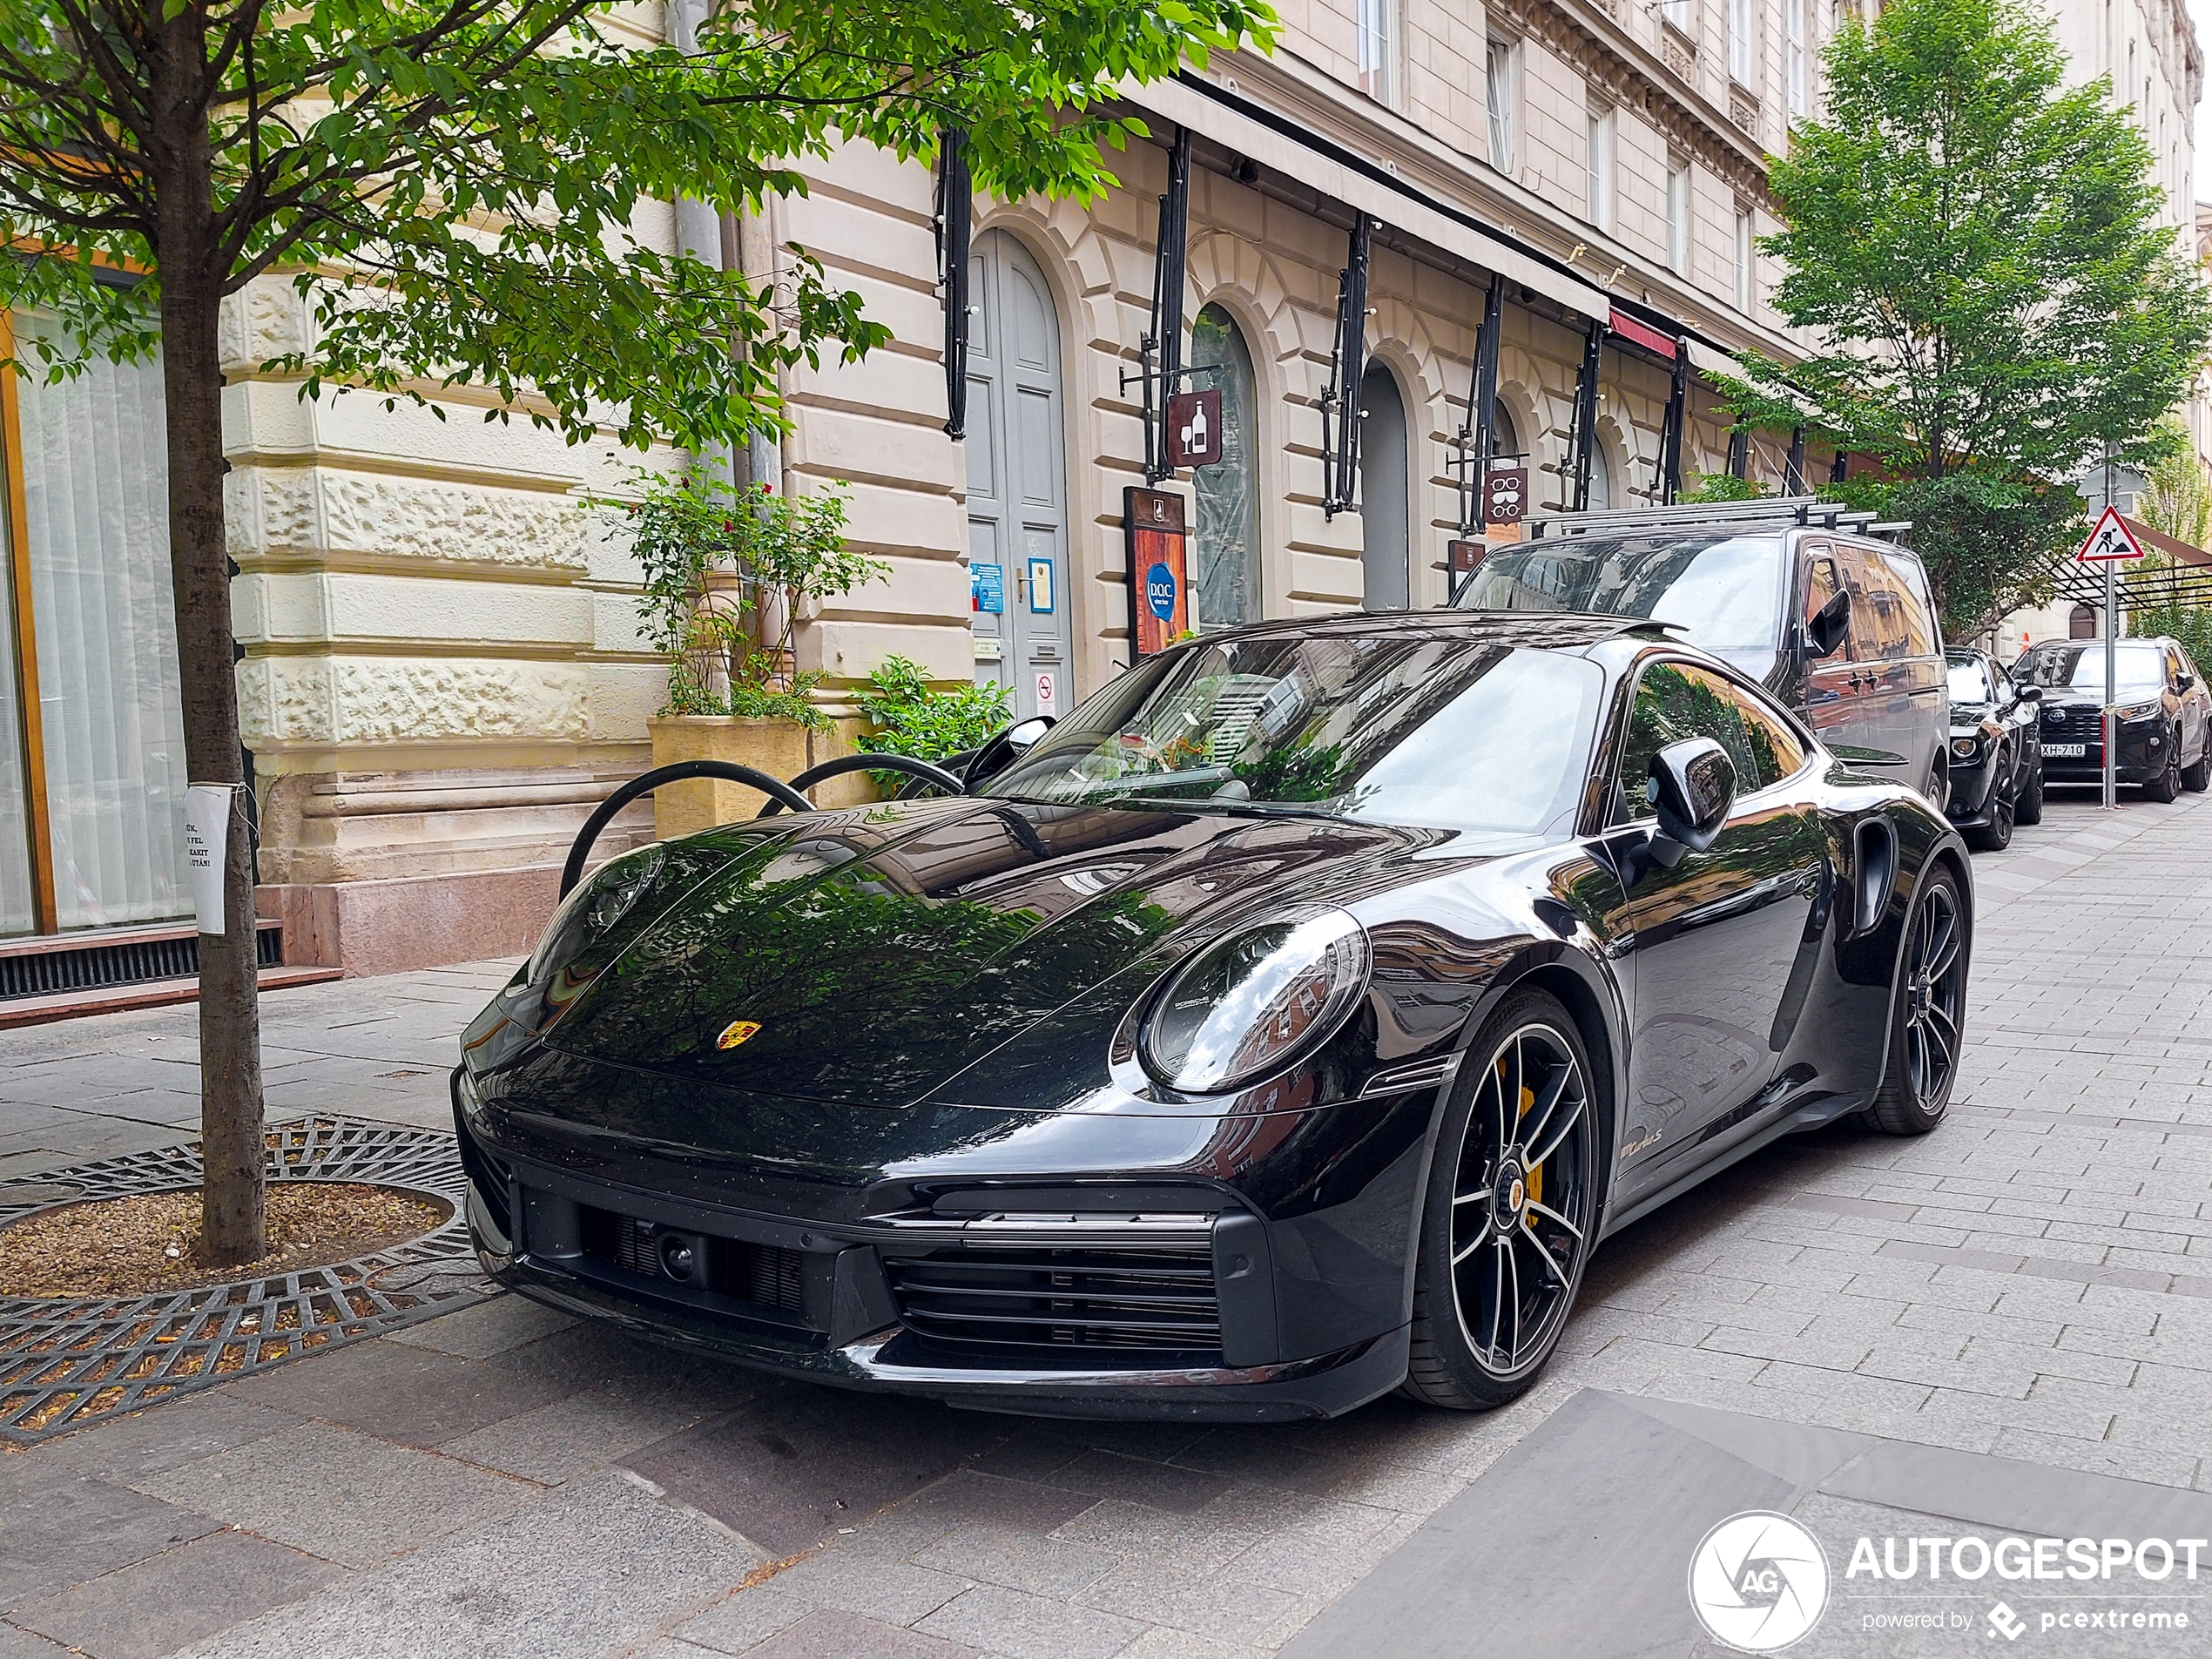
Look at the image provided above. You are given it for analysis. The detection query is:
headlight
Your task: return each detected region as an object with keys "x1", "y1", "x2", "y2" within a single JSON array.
[
  {"x1": 527, "y1": 844, "x2": 667, "y2": 1009},
  {"x1": 1950, "y1": 735, "x2": 1979, "y2": 760},
  {"x1": 2117, "y1": 700, "x2": 2162, "y2": 723},
  {"x1": 1139, "y1": 909, "x2": 1371, "y2": 1094}
]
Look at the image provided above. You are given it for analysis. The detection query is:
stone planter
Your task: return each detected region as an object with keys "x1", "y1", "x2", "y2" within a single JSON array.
[{"x1": 646, "y1": 715, "x2": 876, "y2": 840}]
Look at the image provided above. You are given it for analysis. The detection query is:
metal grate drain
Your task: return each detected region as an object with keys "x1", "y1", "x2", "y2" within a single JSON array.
[{"x1": 0, "y1": 1115, "x2": 480, "y2": 1444}]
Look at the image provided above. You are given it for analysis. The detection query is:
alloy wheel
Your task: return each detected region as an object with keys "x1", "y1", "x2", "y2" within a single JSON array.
[
  {"x1": 1899, "y1": 880, "x2": 1966, "y2": 1107},
  {"x1": 1445, "y1": 1022, "x2": 1596, "y2": 1382}
]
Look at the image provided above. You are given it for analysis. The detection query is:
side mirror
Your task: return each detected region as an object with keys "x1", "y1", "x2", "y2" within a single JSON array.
[
  {"x1": 961, "y1": 714, "x2": 1058, "y2": 790},
  {"x1": 2178, "y1": 673, "x2": 2197, "y2": 694},
  {"x1": 1805, "y1": 588, "x2": 1852, "y2": 658},
  {"x1": 1648, "y1": 738, "x2": 1737, "y2": 861},
  {"x1": 2019, "y1": 685, "x2": 2042, "y2": 704}
]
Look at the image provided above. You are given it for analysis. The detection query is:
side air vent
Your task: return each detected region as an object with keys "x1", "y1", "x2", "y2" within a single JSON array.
[{"x1": 1851, "y1": 817, "x2": 1898, "y2": 940}]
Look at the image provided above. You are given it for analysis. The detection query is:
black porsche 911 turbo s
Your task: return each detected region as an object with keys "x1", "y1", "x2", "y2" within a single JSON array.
[{"x1": 453, "y1": 610, "x2": 1972, "y2": 1421}]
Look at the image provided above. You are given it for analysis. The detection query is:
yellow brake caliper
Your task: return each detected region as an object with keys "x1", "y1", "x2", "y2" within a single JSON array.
[{"x1": 1516, "y1": 1077, "x2": 1543, "y2": 1209}]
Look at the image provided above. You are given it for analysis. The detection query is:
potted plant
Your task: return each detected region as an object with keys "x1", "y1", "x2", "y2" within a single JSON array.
[{"x1": 604, "y1": 469, "x2": 889, "y2": 838}]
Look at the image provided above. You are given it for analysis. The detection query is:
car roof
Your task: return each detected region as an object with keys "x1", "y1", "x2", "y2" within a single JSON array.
[{"x1": 1168, "y1": 608, "x2": 1661, "y2": 656}]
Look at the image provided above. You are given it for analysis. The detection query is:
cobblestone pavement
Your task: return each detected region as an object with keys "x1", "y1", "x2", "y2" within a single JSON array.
[{"x1": 2, "y1": 786, "x2": 2209, "y2": 1658}]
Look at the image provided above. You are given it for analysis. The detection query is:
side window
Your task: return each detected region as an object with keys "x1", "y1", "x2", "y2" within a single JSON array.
[
  {"x1": 1614, "y1": 660, "x2": 1756, "y2": 823},
  {"x1": 1991, "y1": 660, "x2": 2015, "y2": 708},
  {"x1": 1730, "y1": 682, "x2": 1809, "y2": 790},
  {"x1": 1881, "y1": 550, "x2": 1941, "y2": 658},
  {"x1": 1836, "y1": 543, "x2": 1907, "y2": 662},
  {"x1": 2167, "y1": 646, "x2": 2187, "y2": 690}
]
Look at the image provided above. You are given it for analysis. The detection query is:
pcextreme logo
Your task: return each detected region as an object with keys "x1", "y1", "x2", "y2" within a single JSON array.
[{"x1": 1688, "y1": 1511, "x2": 1832, "y2": 1652}]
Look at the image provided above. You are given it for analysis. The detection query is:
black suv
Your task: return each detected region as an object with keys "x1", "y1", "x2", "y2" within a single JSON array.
[
  {"x1": 1454, "y1": 502, "x2": 1953, "y2": 806},
  {"x1": 1945, "y1": 647, "x2": 2043, "y2": 849},
  {"x1": 2013, "y1": 637, "x2": 2212, "y2": 801}
]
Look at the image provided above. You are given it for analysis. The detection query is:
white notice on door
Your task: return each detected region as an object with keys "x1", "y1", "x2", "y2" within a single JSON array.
[
  {"x1": 1035, "y1": 671, "x2": 1057, "y2": 715},
  {"x1": 184, "y1": 785, "x2": 233, "y2": 936}
]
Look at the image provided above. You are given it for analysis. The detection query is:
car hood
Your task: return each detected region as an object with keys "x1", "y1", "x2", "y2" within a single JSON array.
[{"x1": 541, "y1": 795, "x2": 1453, "y2": 1106}]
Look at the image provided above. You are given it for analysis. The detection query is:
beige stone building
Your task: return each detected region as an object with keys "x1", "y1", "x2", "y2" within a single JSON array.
[{"x1": 2, "y1": 0, "x2": 1874, "y2": 1002}]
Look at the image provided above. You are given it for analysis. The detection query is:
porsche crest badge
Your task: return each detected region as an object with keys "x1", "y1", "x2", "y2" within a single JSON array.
[{"x1": 716, "y1": 1020, "x2": 762, "y2": 1050}]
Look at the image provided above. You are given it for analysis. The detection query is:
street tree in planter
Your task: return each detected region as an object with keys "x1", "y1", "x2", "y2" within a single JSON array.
[
  {"x1": 0, "y1": 0, "x2": 1274, "y2": 1264},
  {"x1": 1720, "y1": 0, "x2": 2212, "y2": 637}
]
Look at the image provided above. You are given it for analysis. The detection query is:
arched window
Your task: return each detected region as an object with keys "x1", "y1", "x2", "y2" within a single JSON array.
[
  {"x1": 1190, "y1": 305, "x2": 1261, "y2": 631},
  {"x1": 2069, "y1": 604, "x2": 2097, "y2": 640},
  {"x1": 1359, "y1": 362, "x2": 1411, "y2": 610},
  {"x1": 1587, "y1": 434, "x2": 1615, "y2": 510}
]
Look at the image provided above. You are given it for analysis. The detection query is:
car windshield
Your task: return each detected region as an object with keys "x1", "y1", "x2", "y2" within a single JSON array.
[
  {"x1": 1946, "y1": 655, "x2": 1991, "y2": 704},
  {"x1": 980, "y1": 632, "x2": 1604, "y2": 840},
  {"x1": 2014, "y1": 644, "x2": 2164, "y2": 693},
  {"x1": 1453, "y1": 532, "x2": 1787, "y2": 654}
]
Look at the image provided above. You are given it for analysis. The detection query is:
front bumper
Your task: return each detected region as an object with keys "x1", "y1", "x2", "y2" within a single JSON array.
[
  {"x1": 1943, "y1": 747, "x2": 2000, "y2": 826},
  {"x1": 2040, "y1": 726, "x2": 2163, "y2": 784},
  {"x1": 454, "y1": 1070, "x2": 1422, "y2": 1421}
]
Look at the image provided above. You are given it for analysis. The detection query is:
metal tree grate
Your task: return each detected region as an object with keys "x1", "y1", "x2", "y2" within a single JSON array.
[{"x1": 0, "y1": 1115, "x2": 480, "y2": 1444}]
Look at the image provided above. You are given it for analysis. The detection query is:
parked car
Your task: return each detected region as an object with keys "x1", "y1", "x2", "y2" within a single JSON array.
[
  {"x1": 455, "y1": 610, "x2": 1971, "y2": 1420},
  {"x1": 1944, "y1": 647, "x2": 2043, "y2": 850},
  {"x1": 1454, "y1": 502, "x2": 1954, "y2": 811},
  {"x1": 2013, "y1": 637, "x2": 2212, "y2": 802}
]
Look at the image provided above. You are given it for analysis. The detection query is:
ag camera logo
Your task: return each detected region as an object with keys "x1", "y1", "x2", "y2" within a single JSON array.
[{"x1": 1689, "y1": 1511, "x2": 1831, "y2": 1652}]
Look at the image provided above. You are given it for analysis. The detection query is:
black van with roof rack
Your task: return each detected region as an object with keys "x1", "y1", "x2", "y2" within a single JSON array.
[{"x1": 1450, "y1": 497, "x2": 1953, "y2": 812}]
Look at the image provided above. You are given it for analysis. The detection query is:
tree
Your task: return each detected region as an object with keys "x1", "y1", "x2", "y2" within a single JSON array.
[
  {"x1": 2137, "y1": 417, "x2": 2212, "y2": 550},
  {"x1": 0, "y1": 0, "x2": 1271, "y2": 1264},
  {"x1": 1723, "y1": 0, "x2": 2212, "y2": 635}
]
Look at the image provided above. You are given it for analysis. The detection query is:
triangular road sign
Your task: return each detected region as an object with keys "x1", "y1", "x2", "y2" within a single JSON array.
[{"x1": 2077, "y1": 506, "x2": 2146, "y2": 562}]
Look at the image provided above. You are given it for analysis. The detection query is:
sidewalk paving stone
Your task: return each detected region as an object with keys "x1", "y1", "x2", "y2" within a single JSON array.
[
  {"x1": 1, "y1": 794, "x2": 2209, "y2": 1655},
  {"x1": 6, "y1": 1529, "x2": 346, "y2": 1659}
]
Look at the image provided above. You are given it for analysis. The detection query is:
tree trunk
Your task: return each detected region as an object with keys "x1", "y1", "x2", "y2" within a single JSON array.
[{"x1": 152, "y1": 6, "x2": 266, "y2": 1266}]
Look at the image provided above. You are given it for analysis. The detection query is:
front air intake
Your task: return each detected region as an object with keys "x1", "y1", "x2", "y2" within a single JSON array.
[{"x1": 883, "y1": 1243, "x2": 1222, "y2": 1361}]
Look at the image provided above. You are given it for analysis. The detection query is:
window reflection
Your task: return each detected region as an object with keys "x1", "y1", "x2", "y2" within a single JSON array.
[{"x1": 1190, "y1": 305, "x2": 1260, "y2": 631}]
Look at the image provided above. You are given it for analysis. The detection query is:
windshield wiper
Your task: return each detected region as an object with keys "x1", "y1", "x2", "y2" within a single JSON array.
[{"x1": 1098, "y1": 794, "x2": 1346, "y2": 823}]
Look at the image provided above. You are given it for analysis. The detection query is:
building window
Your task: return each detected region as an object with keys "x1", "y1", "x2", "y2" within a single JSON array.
[
  {"x1": 1356, "y1": 0, "x2": 1394, "y2": 105},
  {"x1": 0, "y1": 313, "x2": 189, "y2": 935},
  {"x1": 1486, "y1": 37, "x2": 1518, "y2": 176},
  {"x1": 1190, "y1": 304, "x2": 1261, "y2": 631},
  {"x1": 1730, "y1": 0, "x2": 1755, "y2": 84},
  {"x1": 1667, "y1": 161, "x2": 1691, "y2": 275},
  {"x1": 1733, "y1": 207, "x2": 1755, "y2": 310},
  {"x1": 2070, "y1": 604, "x2": 2098, "y2": 639},
  {"x1": 1586, "y1": 108, "x2": 1615, "y2": 233},
  {"x1": 1662, "y1": 0, "x2": 1695, "y2": 33},
  {"x1": 1786, "y1": 0, "x2": 1808, "y2": 117}
]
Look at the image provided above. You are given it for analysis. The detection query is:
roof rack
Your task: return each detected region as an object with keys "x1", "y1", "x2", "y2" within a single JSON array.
[{"x1": 1520, "y1": 496, "x2": 1912, "y2": 546}]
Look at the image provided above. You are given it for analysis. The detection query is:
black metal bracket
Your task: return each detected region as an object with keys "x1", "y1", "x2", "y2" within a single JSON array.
[
  {"x1": 1449, "y1": 280, "x2": 1505, "y2": 537},
  {"x1": 1785, "y1": 426, "x2": 1806, "y2": 495},
  {"x1": 1565, "y1": 319, "x2": 1605, "y2": 512},
  {"x1": 1655, "y1": 341, "x2": 1689, "y2": 505},
  {"x1": 935, "y1": 130, "x2": 973, "y2": 441},
  {"x1": 1320, "y1": 216, "x2": 1373, "y2": 521},
  {"x1": 1128, "y1": 126, "x2": 1192, "y2": 485},
  {"x1": 560, "y1": 761, "x2": 816, "y2": 899}
]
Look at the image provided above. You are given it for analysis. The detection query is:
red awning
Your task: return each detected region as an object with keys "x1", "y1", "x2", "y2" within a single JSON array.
[{"x1": 1608, "y1": 310, "x2": 1679, "y2": 361}]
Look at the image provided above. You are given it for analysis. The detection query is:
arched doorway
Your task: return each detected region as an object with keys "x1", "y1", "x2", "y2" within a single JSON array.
[
  {"x1": 2069, "y1": 604, "x2": 2097, "y2": 639},
  {"x1": 1587, "y1": 432, "x2": 1615, "y2": 511},
  {"x1": 1190, "y1": 305, "x2": 1261, "y2": 631},
  {"x1": 965, "y1": 230, "x2": 1073, "y2": 720},
  {"x1": 1359, "y1": 362, "x2": 1411, "y2": 610}
]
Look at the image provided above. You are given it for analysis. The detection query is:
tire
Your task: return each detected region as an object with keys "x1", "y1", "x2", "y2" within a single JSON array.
[
  {"x1": 1404, "y1": 990, "x2": 1601, "y2": 1411},
  {"x1": 1966, "y1": 762, "x2": 2014, "y2": 852},
  {"x1": 2141, "y1": 732, "x2": 2182, "y2": 802},
  {"x1": 2182, "y1": 731, "x2": 2210, "y2": 794},
  {"x1": 2013, "y1": 752, "x2": 2044, "y2": 826},
  {"x1": 1865, "y1": 863, "x2": 1969, "y2": 1136},
  {"x1": 1925, "y1": 752, "x2": 1951, "y2": 816}
]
